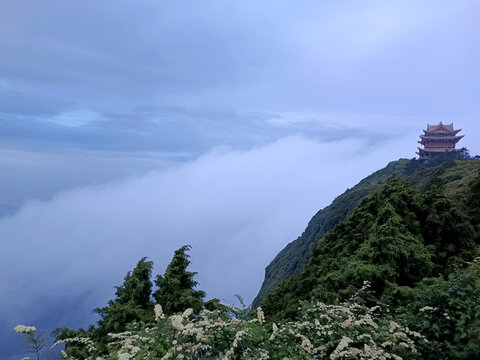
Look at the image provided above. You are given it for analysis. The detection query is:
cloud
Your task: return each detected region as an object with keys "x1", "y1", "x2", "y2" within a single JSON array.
[
  {"x1": 0, "y1": 134, "x2": 416, "y2": 358},
  {"x1": 0, "y1": 148, "x2": 183, "y2": 212},
  {"x1": 0, "y1": 109, "x2": 415, "y2": 216},
  {"x1": 43, "y1": 110, "x2": 104, "y2": 127},
  {"x1": 0, "y1": 0, "x2": 477, "y2": 115}
]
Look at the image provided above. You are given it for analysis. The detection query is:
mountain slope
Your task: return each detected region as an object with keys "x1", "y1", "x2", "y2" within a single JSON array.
[
  {"x1": 253, "y1": 158, "x2": 480, "y2": 307},
  {"x1": 260, "y1": 160, "x2": 480, "y2": 321}
]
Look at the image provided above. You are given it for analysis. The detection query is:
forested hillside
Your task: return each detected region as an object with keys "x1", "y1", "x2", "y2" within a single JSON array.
[
  {"x1": 258, "y1": 159, "x2": 480, "y2": 358},
  {"x1": 253, "y1": 157, "x2": 480, "y2": 307}
]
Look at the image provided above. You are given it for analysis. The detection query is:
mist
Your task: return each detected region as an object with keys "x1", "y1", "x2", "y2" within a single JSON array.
[{"x1": 0, "y1": 133, "x2": 417, "y2": 358}]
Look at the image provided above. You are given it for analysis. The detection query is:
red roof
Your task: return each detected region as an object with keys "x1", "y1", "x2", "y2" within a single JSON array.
[
  {"x1": 419, "y1": 135, "x2": 464, "y2": 142},
  {"x1": 423, "y1": 122, "x2": 461, "y2": 135},
  {"x1": 427, "y1": 122, "x2": 454, "y2": 131}
]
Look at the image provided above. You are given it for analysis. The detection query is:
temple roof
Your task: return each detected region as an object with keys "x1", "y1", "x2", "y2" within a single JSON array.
[
  {"x1": 417, "y1": 147, "x2": 463, "y2": 153},
  {"x1": 423, "y1": 129, "x2": 461, "y2": 135},
  {"x1": 427, "y1": 122, "x2": 454, "y2": 131},
  {"x1": 423, "y1": 122, "x2": 461, "y2": 135},
  {"x1": 419, "y1": 135, "x2": 464, "y2": 141}
]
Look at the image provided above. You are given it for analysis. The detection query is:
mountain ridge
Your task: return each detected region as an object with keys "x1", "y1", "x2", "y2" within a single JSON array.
[{"x1": 253, "y1": 157, "x2": 480, "y2": 307}]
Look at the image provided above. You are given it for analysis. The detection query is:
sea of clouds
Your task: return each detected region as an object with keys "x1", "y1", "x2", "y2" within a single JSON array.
[{"x1": 1, "y1": 134, "x2": 415, "y2": 359}]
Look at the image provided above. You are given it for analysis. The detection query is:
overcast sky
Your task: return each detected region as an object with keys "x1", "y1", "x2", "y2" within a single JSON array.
[{"x1": 1, "y1": 1, "x2": 480, "y2": 359}]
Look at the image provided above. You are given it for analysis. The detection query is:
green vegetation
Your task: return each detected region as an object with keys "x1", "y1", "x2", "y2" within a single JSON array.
[
  {"x1": 257, "y1": 159, "x2": 480, "y2": 359},
  {"x1": 399, "y1": 258, "x2": 480, "y2": 359},
  {"x1": 14, "y1": 325, "x2": 47, "y2": 360},
  {"x1": 25, "y1": 283, "x2": 433, "y2": 360},
  {"x1": 154, "y1": 245, "x2": 206, "y2": 315},
  {"x1": 260, "y1": 176, "x2": 477, "y2": 318},
  {"x1": 53, "y1": 247, "x2": 206, "y2": 358},
  {"x1": 253, "y1": 158, "x2": 480, "y2": 307},
  {"x1": 18, "y1": 260, "x2": 480, "y2": 359}
]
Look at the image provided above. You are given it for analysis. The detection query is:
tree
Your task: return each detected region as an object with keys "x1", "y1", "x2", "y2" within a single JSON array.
[
  {"x1": 94, "y1": 257, "x2": 154, "y2": 343},
  {"x1": 461, "y1": 147, "x2": 471, "y2": 160},
  {"x1": 56, "y1": 257, "x2": 155, "y2": 356},
  {"x1": 419, "y1": 189, "x2": 476, "y2": 275},
  {"x1": 154, "y1": 245, "x2": 205, "y2": 315},
  {"x1": 114, "y1": 256, "x2": 154, "y2": 309}
]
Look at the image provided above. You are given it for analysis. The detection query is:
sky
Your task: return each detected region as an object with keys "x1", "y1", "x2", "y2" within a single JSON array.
[{"x1": 1, "y1": 1, "x2": 479, "y2": 358}]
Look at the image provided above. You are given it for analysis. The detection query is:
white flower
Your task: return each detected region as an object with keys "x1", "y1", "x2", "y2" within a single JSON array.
[
  {"x1": 269, "y1": 323, "x2": 279, "y2": 341},
  {"x1": 155, "y1": 304, "x2": 165, "y2": 320},
  {"x1": 389, "y1": 320, "x2": 400, "y2": 332},
  {"x1": 117, "y1": 353, "x2": 131, "y2": 360},
  {"x1": 341, "y1": 319, "x2": 352, "y2": 328},
  {"x1": 232, "y1": 330, "x2": 247, "y2": 348},
  {"x1": 330, "y1": 336, "x2": 353, "y2": 359},
  {"x1": 272, "y1": 323, "x2": 278, "y2": 333},
  {"x1": 296, "y1": 334, "x2": 312, "y2": 353},
  {"x1": 257, "y1": 307, "x2": 265, "y2": 323},
  {"x1": 182, "y1": 308, "x2": 193, "y2": 318},
  {"x1": 161, "y1": 353, "x2": 172, "y2": 360},
  {"x1": 419, "y1": 306, "x2": 437, "y2": 312},
  {"x1": 14, "y1": 325, "x2": 36, "y2": 333},
  {"x1": 171, "y1": 315, "x2": 184, "y2": 331}
]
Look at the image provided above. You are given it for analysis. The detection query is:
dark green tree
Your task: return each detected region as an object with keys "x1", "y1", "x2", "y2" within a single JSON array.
[
  {"x1": 154, "y1": 245, "x2": 205, "y2": 315},
  {"x1": 93, "y1": 257, "x2": 154, "y2": 345},
  {"x1": 465, "y1": 171, "x2": 480, "y2": 244},
  {"x1": 113, "y1": 256, "x2": 154, "y2": 308},
  {"x1": 419, "y1": 188, "x2": 476, "y2": 275},
  {"x1": 56, "y1": 257, "x2": 155, "y2": 355}
]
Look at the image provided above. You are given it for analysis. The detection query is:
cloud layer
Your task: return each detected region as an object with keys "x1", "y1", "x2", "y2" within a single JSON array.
[
  {"x1": 1, "y1": 0, "x2": 479, "y2": 219},
  {"x1": 1, "y1": 134, "x2": 416, "y2": 358},
  {"x1": 1, "y1": 0, "x2": 478, "y2": 117}
]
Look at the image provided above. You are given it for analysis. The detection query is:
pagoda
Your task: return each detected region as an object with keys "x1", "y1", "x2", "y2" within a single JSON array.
[{"x1": 416, "y1": 122, "x2": 464, "y2": 161}]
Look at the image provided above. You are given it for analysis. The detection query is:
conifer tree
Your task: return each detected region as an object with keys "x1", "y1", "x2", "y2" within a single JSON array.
[
  {"x1": 114, "y1": 256, "x2": 153, "y2": 308},
  {"x1": 94, "y1": 257, "x2": 154, "y2": 340},
  {"x1": 420, "y1": 188, "x2": 476, "y2": 275},
  {"x1": 57, "y1": 257, "x2": 155, "y2": 356},
  {"x1": 154, "y1": 245, "x2": 205, "y2": 315}
]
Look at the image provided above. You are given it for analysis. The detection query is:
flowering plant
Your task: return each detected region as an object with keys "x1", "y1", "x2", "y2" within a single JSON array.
[
  {"x1": 52, "y1": 286, "x2": 425, "y2": 360},
  {"x1": 14, "y1": 324, "x2": 47, "y2": 360}
]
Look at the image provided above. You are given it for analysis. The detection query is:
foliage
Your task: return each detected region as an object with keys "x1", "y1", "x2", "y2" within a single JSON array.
[
  {"x1": 422, "y1": 150, "x2": 465, "y2": 166},
  {"x1": 463, "y1": 170, "x2": 480, "y2": 244},
  {"x1": 19, "y1": 268, "x2": 480, "y2": 360},
  {"x1": 55, "y1": 247, "x2": 206, "y2": 357},
  {"x1": 254, "y1": 159, "x2": 480, "y2": 307},
  {"x1": 50, "y1": 283, "x2": 425, "y2": 360},
  {"x1": 419, "y1": 187, "x2": 477, "y2": 275},
  {"x1": 261, "y1": 176, "x2": 477, "y2": 321},
  {"x1": 91, "y1": 257, "x2": 155, "y2": 351},
  {"x1": 398, "y1": 258, "x2": 480, "y2": 359},
  {"x1": 252, "y1": 159, "x2": 415, "y2": 307},
  {"x1": 154, "y1": 245, "x2": 206, "y2": 316}
]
